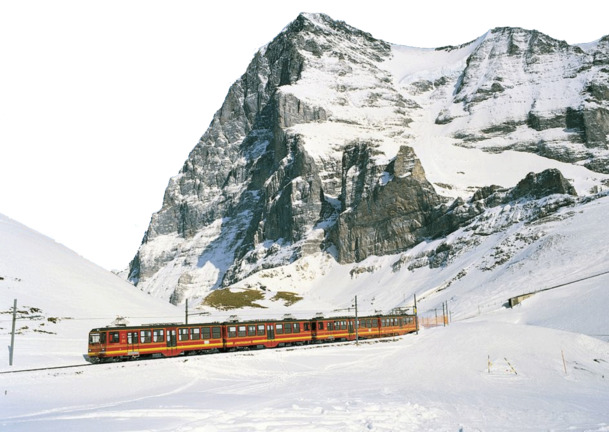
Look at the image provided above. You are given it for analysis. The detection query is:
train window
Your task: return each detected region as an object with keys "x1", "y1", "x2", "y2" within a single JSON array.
[
  {"x1": 179, "y1": 328, "x2": 189, "y2": 341},
  {"x1": 318, "y1": 322, "x2": 324, "y2": 330},
  {"x1": 141, "y1": 330, "x2": 152, "y2": 344},
  {"x1": 212, "y1": 327, "x2": 221, "y2": 339},
  {"x1": 248, "y1": 325, "x2": 256, "y2": 336},
  {"x1": 228, "y1": 326, "x2": 237, "y2": 338},
  {"x1": 109, "y1": 332, "x2": 119, "y2": 343},
  {"x1": 89, "y1": 333, "x2": 100, "y2": 344},
  {"x1": 238, "y1": 326, "x2": 246, "y2": 337},
  {"x1": 202, "y1": 327, "x2": 211, "y2": 339},
  {"x1": 257, "y1": 325, "x2": 265, "y2": 336},
  {"x1": 276, "y1": 324, "x2": 283, "y2": 334},
  {"x1": 327, "y1": 322, "x2": 333, "y2": 331},
  {"x1": 153, "y1": 329, "x2": 165, "y2": 342},
  {"x1": 341, "y1": 321, "x2": 347, "y2": 330},
  {"x1": 284, "y1": 323, "x2": 292, "y2": 334},
  {"x1": 304, "y1": 323, "x2": 310, "y2": 331},
  {"x1": 191, "y1": 328, "x2": 201, "y2": 340},
  {"x1": 293, "y1": 323, "x2": 300, "y2": 333}
]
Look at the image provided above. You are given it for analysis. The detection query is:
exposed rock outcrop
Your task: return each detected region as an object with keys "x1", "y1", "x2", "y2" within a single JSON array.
[{"x1": 332, "y1": 146, "x2": 443, "y2": 262}]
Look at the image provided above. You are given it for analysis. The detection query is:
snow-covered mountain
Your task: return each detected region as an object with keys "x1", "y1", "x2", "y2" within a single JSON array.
[{"x1": 127, "y1": 13, "x2": 609, "y2": 310}]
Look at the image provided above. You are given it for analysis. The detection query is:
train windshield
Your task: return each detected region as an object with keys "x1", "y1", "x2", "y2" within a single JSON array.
[{"x1": 89, "y1": 332, "x2": 101, "y2": 344}]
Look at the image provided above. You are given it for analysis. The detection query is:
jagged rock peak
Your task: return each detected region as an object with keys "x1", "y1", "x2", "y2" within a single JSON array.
[
  {"x1": 272, "y1": 12, "x2": 392, "y2": 64},
  {"x1": 283, "y1": 13, "x2": 388, "y2": 47},
  {"x1": 487, "y1": 26, "x2": 575, "y2": 53}
]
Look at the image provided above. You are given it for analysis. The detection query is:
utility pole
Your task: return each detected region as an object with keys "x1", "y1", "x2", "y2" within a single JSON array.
[
  {"x1": 10, "y1": 299, "x2": 17, "y2": 366},
  {"x1": 414, "y1": 294, "x2": 419, "y2": 334},
  {"x1": 185, "y1": 299, "x2": 189, "y2": 325},
  {"x1": 354, "y1": 295, "x2": 359, "y2": 345}
]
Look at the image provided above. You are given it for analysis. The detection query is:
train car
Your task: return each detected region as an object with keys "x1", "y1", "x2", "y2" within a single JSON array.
[
  {"x1": 357, "y1": 316, "x2": 382, "y2": 339},
  {"x1": 311, "y1": 316, "x2": 356, "y2": 343},
  {"x1": 223, "y1": 318, "x2": 312, "y2": 350},
  {"x1": 378, "y1": 313, "x2": 418, "y2": 337},
  {"x1": 174, "y1": 323, "x2": 224, "y2": 355},
  {"x1": 311, "y1": 313, "x2": 418, "y2": 343},
  {"x1": 87, "y1": 322, "x2": 223, "y2": 362}
]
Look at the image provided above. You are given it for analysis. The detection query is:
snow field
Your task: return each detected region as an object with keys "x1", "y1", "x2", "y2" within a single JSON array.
[{"x1": 2, "y1": 321, "x2": 609, "y2": 431}]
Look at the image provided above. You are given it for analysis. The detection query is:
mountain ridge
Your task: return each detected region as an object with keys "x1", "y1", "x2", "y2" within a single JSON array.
[{"x1": 126, "y1": 13, "x2": 609, "y2": 307}]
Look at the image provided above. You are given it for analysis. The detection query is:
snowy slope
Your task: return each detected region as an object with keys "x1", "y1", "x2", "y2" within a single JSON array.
[
  {"x1": 0, "y1": 213, "x2": 180, "y2": 369},
  {"x1": 2, "y1": 321, "x2": 608, "y2": 430}
]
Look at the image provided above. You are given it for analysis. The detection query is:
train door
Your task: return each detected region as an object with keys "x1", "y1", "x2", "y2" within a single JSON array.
[
  {"x1": 127, "y1": 331, "x2": 139, "y2": 356},
  {"x1": 166, "y1": 328, "x2": 178, "y2": 356},
  {"x1": 311, "y1": 321, "x2": 324, "y2": 341},
  {"x1": 267, "y1": 324, "x2": 275, "y2": 341}
]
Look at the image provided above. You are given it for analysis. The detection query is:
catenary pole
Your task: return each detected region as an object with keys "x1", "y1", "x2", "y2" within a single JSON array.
[
  {"x1": 185, "y1": 299, "x2": 189, "y2": 325},
  {"x1": 414, "y1": 294, "x2": 419, "y2": 334},
  {"x1": 355, "y1": 295, "x2": 359, "y2": 345},
  {"x1": 10, "y1": 299, "x2": 17, "y2": 366}
]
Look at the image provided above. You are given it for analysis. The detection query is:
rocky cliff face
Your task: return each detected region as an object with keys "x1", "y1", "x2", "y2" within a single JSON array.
[
  {"x1": 435, "y1": 28, "x2": 609, "y2": 169},
  {"x1": 127, "y1": 14, "x2": 609, "y2": 305}
]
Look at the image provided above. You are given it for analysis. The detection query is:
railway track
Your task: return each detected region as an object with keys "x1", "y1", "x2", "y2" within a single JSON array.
[
  {"x1": 0, "y1": 363, "x2": 92, "y2": 375},
  {"x1": 1, "y1": 335, "x2": 408, "y2": 375}
]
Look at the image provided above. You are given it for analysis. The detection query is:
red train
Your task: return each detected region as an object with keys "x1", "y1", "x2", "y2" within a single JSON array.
[{"x1": 86, "y1": 313, "x2": 418, "y2": 363}]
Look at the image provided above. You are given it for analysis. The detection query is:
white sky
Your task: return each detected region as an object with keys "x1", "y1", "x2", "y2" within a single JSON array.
[{"x1": 1, "y1": 0, "x2": 606, "y2": 271}]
